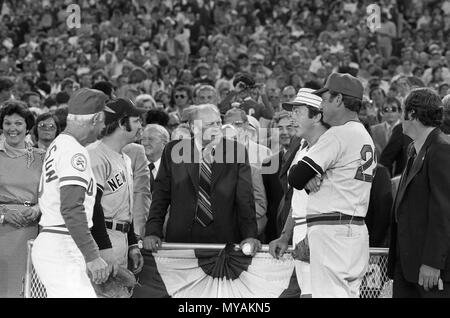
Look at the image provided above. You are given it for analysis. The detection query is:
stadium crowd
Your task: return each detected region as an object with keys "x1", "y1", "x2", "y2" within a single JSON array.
[{"x1": 1, "y1": 0, "x2": 450, "y2": 298}]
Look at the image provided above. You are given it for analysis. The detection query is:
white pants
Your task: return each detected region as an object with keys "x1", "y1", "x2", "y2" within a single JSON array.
[
  {"x1": 293, "y1": 224, "x2": 311, "y2": 296},
  {"x1": 308, "y1": 224, "x2": 369, "y2": 298},
  {"x1": 31, "y1": 232, "x2": 96, "y2": 298}
]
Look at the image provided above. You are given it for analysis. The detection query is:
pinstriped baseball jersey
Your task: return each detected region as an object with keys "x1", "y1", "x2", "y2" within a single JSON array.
[
  {"x1": 87, "y1": 141, "x2": 134, "y2": 223},
  {"x1": 301, "y1": 121, "x2": 376, "y2": 218},
  {"x1": 38, "y1": 133, "x2": 96, "y2": 227}
]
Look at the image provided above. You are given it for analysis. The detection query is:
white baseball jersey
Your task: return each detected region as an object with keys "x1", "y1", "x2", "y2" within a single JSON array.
[
  {"x1": 301, "y1": 121, "x2": 376, "y2": 218},
  {"x1": 289, "y1": 140, "x2": 309, "y2": 243},
  {"x1": 87, "y1": 141, "x2": 134, "y2": 223},
  {"x1": 38, "y1": 134, "x2": 96, "y2": 227}
]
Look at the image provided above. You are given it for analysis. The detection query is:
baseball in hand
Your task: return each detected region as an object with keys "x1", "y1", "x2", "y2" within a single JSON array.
[{"x1": 242, "y1": 243, "x2": 252, "y2": 255}]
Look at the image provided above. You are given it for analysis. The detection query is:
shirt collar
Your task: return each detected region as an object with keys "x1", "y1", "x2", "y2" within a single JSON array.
[{"x1": 153, "y1": 158, "x2": 161, "y2": 173}]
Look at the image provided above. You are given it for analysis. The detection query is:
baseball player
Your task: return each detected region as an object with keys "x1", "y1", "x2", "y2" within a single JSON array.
[
  {"x1": 268, "y1": 88, "x2": 328, "y2": 297},
  {"x1": 87, "y1": 98, "x2": 144, "y2": 298},
  {"x1": 31, "y1": 88, "x2": 110, "y2": 298},
  {"x1": 288, "y1": 73, "x2": 376, "y2": 298}
]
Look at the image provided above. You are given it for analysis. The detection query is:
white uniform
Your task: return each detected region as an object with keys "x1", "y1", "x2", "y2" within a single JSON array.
[
  {"x1": 289, "y1": 139, "x2": 311, "y2": 296},
  {"x1": 87, "y1": 141, "x2": 134, "y2": 298},
  {"x1": 32, "y1": 134, "x2": 97, "y2": 298},
  {"x1": 301, "y1": 121, "x2": 376, "y2": 298}
]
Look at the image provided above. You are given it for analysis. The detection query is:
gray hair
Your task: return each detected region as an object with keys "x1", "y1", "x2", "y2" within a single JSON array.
[
  {"x1": 186, "y1": 104, "x2": 220, "y2": 124},
  {"x1": 144, "y1": 124, "x2": 170, "y2": 143},
  {"x1": 443, "y1": 94, "x2": 450, "y2": 117}
]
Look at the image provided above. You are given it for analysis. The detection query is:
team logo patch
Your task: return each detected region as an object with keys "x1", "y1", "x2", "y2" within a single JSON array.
[{"x1": 71, "y1": 153, "x2": 87, "y2": 172}]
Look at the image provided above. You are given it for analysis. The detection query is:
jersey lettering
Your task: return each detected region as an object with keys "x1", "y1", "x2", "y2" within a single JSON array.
[
  {"x1": 107, "y1": 171, "x2": 127, "y2": 192},
  {"x1": 354, "y1": 144, "x2": 375, "y2": 183},
  {"x1": 44, "y1": 158, "x2": 58, "y2": 183}
]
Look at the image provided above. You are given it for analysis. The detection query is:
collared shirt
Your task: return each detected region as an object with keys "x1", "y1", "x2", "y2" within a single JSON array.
[
  {"x1": 385, "y1": 119, "x2": 400, "y2": 139},
  {"x1": 413, "y1": 127, "x2": 436, "y2": 155},
  {"x1": 150, "y1": 158, "x2": 161, "y2": 179}
]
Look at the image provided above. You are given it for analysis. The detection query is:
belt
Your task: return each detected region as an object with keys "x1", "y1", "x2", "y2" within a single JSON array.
[
  {"x1": 306, "y1": 212, "x2": 365, "y2": 227},
  {"x1": 0, "y1": 201, "x2": 35, "y2": 207},
  {"x1": 40, "y1": 224, "x2": 70, "y2": 236},
  {"x1": 105, "y1": 220, "x2": 130, "y2": 233}
]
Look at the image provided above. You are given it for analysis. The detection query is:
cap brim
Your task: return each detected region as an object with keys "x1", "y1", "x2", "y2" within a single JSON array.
[
  {"x1": 282, "y1": 101, "x2": 311, "y2": 111},
  {"x1": 312, "y1": 87, "x2": 329, "y2": 96}
]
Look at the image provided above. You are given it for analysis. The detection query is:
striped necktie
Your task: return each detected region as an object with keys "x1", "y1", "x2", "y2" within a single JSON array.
[{"x1": 195, "y1": 148, "x2": 214, "y2": 227}]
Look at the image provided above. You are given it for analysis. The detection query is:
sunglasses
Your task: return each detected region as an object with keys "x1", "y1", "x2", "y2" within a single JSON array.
[
  {"x1": 382, "y1": 106, "x2": 399, "y2": 113},
  {"x1": 38, "y1": 123, "x2": 56, "y2": 130},
  {"x1": 174, "y1": 94, "x2": 187, "y2": 99}
]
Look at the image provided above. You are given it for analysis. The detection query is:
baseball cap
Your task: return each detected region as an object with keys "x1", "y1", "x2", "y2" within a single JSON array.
[
  {"x1": 67, "y1": 88, "x2": 107, "y2": 115},
  {"x1": 104, "y1": 98, "x2": 146, "y2": 125},
  {"x1": 223, "y1": 108, "x2": 248, "y2": 125},
  {"x1": 313, "y1": 73, "x2": 364, "y2": 100},
  {"x1": 282, "y1": 88, "x2": 323, "y2": 111}
]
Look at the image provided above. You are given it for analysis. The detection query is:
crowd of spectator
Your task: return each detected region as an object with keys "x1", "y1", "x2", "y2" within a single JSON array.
[{"x1": 1, "y1": 0, "x2": 450, "y2": 298}]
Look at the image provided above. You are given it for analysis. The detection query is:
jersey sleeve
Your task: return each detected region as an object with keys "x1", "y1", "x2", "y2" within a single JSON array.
[
  {"x1": 57, "y1": 146, "x2": 93, "y2": 189},
  {"x1": 301, "y1": 130, "x2": 341, "y2": 175},
  {"x1": 88, "y1": 149, "x2": 108, "y2": 192}
]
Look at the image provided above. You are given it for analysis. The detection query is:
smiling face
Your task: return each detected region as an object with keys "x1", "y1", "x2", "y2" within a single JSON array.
[{"x1": 2, "y1": 113, "x2": 28, "y2": 148}]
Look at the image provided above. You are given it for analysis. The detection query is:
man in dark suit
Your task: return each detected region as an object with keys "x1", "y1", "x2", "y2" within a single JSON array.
[
  {"x1": 143, "y1": 104, "x2": 261, "y2": 255},
  {"x1": 262, "y1": 111, "x2": 301, "y2": 243},
  {"x1": 387, "y1": 88, "x2": 450, "y2": 297}
]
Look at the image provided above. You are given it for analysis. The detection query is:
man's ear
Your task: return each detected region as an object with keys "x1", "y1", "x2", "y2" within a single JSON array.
[{"x1": 335, "y1": 93, "x2": 343, "y2": 106}]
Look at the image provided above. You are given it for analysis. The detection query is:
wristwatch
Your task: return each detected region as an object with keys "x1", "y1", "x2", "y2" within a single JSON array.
[{"x1": 0, "y1": 213, "x2": 5, "y2": 224}]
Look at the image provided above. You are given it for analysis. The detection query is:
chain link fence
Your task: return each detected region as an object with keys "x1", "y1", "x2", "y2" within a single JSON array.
[{"x1": 24, "y1": 240, "x2": 391, "y2": 298}]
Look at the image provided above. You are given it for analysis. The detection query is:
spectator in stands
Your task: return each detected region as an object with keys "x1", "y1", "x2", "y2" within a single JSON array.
[
  {"x1": 0, "y1": 101, "x2": 45, "y2": 298},
  {"x1": 193, "y1": 85, "x2": 218, "y2": 105},
  {"x1": 170, "y1": 85, "x2": 192, "y2": 121},
  {"x1": 0, "y1": 77, "x2": 14, "y2": 105},
  {"x1": 32, "y1": 112, "x2": 61, "y2": 150},
  {"x1": 21, "y1": 91, "x2": 42, "y2": 109}
]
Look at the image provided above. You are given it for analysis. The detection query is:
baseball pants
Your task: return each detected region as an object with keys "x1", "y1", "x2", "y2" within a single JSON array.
[
  {"x1": 308, "y1": 223, "x2": 369, "y2": 298},
  {"x1": 31, "y1": 231, "x2": 97, "y2": 298},
  {"x1": 293, "y1": 224, "x2": 311, "y2": 297}
]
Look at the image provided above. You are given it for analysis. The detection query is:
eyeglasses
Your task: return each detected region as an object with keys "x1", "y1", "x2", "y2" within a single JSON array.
[
  {"x1": 382, "y1": 106, "x2": 399, "y2": 113},
  {"x1": 174, "y1": 94, "x2": 187, "y2": 99},
  {"x1": 38, "y1": 122, "x2": 56, "y2": 130}
]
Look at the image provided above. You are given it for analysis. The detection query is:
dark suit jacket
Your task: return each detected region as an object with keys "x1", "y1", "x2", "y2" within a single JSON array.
[
  {"x1": 379, "y1": 123, "x2": 413, "y2": 177},
  {"x1": 387, "y1": 128, "x2": 450, "y2": 282},
  {"x1": 145, "y1": 137, "x2": 257, "y2": 244},
  {"x1": 261, "y1": 137, "x2": 302, "y2": 242},
  {"x1": 262, "y1": 151, "x2": 284, "y2": 243},
  {"x1": 366, "y1": 164, "x2": 393, "y2": 248}
]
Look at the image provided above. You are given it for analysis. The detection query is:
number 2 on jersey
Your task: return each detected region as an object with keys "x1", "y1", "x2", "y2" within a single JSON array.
[{"x1": 354, "y1": 144, "x2": 375, "y2": 182}]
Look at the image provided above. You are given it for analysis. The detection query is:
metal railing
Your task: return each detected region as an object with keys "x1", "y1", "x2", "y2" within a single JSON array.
[{"x1": 24, "y1": 240, "x2": 391, "y2": 298}]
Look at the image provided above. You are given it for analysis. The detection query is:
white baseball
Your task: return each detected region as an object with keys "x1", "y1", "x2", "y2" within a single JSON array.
[{"x1": 242, "y1": 243, "x2": 252, "y2": 255}]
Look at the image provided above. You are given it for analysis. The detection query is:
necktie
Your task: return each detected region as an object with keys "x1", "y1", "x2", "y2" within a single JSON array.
[
  {"x1": 400, "y1": 146, "x2": 417, "y2": 189},
  {"x1": 149, "y1": 162, "x2": 155, "y2": 191},
  {"x1": 195, "y1": 148, "x2": 214, "y2": 227}
]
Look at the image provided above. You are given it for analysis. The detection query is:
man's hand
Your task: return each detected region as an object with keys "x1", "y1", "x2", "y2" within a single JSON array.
[
  {"x1": 128, "y1": 246, "x2": 144, "y2": 274},
  {"x1": 268, "y1": 235, "x2": 289, "y2": 259},
  {"x1": 21, "y1": 206, "x2": 40, "y2": 224},
  {"x1": 3, "y1": 208, "x2": 27, "y2": 228},
  {"x1": 292, "y1": 236, "x2": 310, "y2": 263},
  {"x1": 239, "y1": 238, "x2": 262, "y2": 257},
  {"x1": 305, "y1": 175, "x2": 323, "y2": 193},
  {"x1": 86, "y1": 257, "x2": 110, "y2": 285},
  {"x1": 418, "y1": 264, "x2": 441, "y2": 291},
  {"x1": 99, "y1": 248, "x2": 119, "y2": 277},
  {"x1": 143, "y1": 235, "x2": 162, "y2": 252}
]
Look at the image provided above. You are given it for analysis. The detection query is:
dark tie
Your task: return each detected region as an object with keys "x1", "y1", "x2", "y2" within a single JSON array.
[
  {"x1": 195, "y1": 148, "x2": 214, "y2": 227},
  {"x1": 149, "y1": 162, "x2": 155, "y2": 191},
  {"x1": 400, "y1": 146, "x2": 417, "y2": 190}
]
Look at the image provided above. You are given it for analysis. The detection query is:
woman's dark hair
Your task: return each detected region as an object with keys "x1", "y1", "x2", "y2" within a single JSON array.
[
  {"x1": 32, "y1": 112, "x2": 61, "y2": 142},
  {"x1": 146, "y1": 109, "x2": 170, "y2": 126},
  {"x1": 329, "y1": 91, "x2": 362, "y2": 113},
  {"x1": 0, "y1": 100, "x2": 35, "y2": 131},
  {"x1": 404, "y1": 87, "x2": 443, "y2": 127}
]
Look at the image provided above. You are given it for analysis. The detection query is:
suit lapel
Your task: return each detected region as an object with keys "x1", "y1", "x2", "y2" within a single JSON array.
[
  {"x1": 184, "y1": 138, "x2": 199, "y2": 192},
  {"x1": 394, "y1": 128, "x2": 439, "y2": 212},
  {"x1": 279, "y1": 137, "x2": 302, "y2": 177}
]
